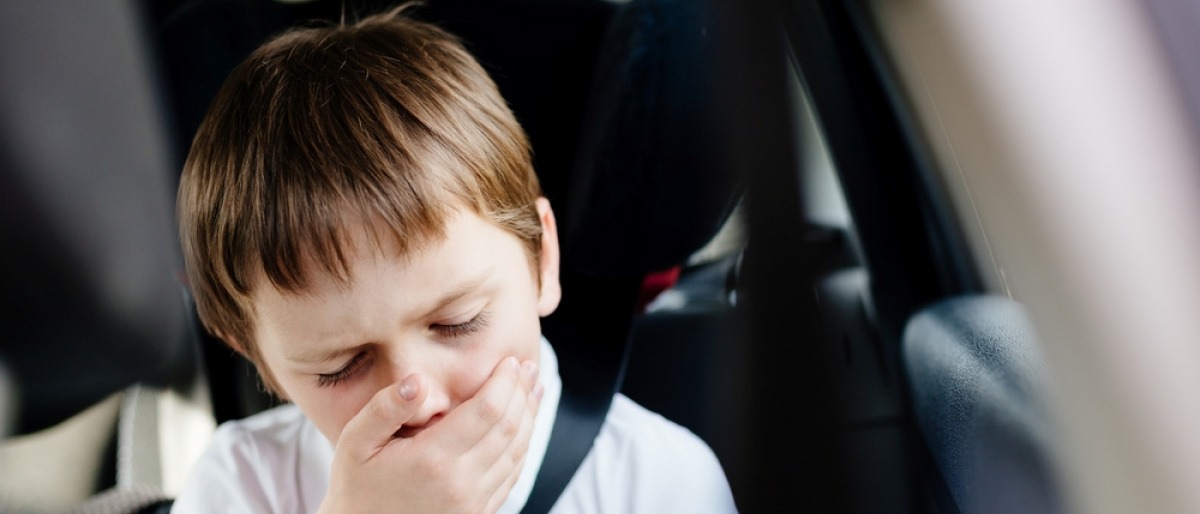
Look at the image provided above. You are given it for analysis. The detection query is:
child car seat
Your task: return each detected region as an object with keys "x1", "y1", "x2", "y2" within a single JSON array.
[
  {"x1": 151, "y1": 0, "x2": 742, "y2": 511},
  {"x1": 154, "y1": 0, "x2": 619, "y2": 424}
]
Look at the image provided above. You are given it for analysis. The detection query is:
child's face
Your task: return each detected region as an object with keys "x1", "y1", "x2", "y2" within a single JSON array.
[{"x1": 248, "y1": 200, "x2": 560, "y2": 444}]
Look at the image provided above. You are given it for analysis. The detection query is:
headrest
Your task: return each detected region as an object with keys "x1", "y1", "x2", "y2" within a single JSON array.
[
  {"x1": 159, "y1": 0, "x2": 616, "y2": 211},
  {"x1": 565, "y1": 0, "x2": 741, "y2": 276}
]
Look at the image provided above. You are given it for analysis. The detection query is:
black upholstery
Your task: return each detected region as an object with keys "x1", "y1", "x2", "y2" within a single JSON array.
[
  {"x1": 621, "y1": 255, "x2": 738, "y2": 458},
  {"x1": 564, "y1": 0, "x2": 738, "y2": 276},
  {"x1": 155, "y1": 0, "x2": 613, "y2": 211},
  {"x1": 565, "y1": 0, "x2": 740, "y2": 456},
  {"x1": 903, "y1": 295, "x2": 1063, "y2": 514},
  {"x1": 529, "y1": 0, "x2": 741, "y2": 506},
  {"x1": 0, "y1": 0, "x2": 188, "y2": 435}
]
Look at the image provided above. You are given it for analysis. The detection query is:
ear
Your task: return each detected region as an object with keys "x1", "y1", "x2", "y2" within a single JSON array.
[{"x1": 535, "y1": 197, "x2": 562, "y2": 316}]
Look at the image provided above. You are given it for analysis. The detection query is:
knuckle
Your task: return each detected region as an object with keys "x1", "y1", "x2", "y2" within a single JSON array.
[
  {"x1": 510, "y1": 441, "x2": 529, "y2": 464},
  {"x1": 500, "y1": 417, "x2": 519, "y2": 439},
  {"x1": 416, "y1": 452, "x2": 443, "y2": 478},
  {"x1": 443, "y1": 482, "x2": 468, "y2": 507},
  {"x1": 477, "y1": 397, "x2": 503, "y2": 424}
]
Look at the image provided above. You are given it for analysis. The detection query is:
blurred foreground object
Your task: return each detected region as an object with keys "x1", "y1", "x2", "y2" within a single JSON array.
[{"x1": 0, "y1": 0, "x2": 188, "y2": 435}]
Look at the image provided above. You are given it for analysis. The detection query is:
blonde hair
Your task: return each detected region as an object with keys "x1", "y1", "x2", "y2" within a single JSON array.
[{"x1": 178, "y1": 8, "x2": 542, "y2": 391}]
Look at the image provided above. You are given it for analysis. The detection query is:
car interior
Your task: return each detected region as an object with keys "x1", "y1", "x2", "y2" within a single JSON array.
[{"x1": 6, "y1": 0, "x2": 1200, "y2": 513}]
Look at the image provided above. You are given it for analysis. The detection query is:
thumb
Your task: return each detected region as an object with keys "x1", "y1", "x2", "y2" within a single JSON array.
[{"x1": 338, "y1": 374, "x2": 428, "y2": 461}]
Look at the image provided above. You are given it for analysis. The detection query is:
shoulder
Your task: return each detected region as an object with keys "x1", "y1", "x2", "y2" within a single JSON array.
[
  {"x1": 196, "y1": 404, "x2": 313, "y2": 472},
  {"x1": 218, "y1": 403, "x2": 312, "y2": 449},
  {"x1": 600, "y1": 395, "x2": 732, "y2": 486},
  {"x1": 172, "y1": 405, "x2": 324, "y2": 514},
  {"x1": 602, "y1": 395, "x2": 709, "y2": 447},
  {"x1": 557, "y1": 394, "x2": 738, "y2": 513}
]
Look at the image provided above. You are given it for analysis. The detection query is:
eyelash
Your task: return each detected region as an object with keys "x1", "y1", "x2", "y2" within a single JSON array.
[
  {"x1": 432, "y1": 310, "x2": 489, "y2": 338},
  {"x1": 313, "y1": 312, "x2": 488, "y2": 388},
  {"x1": 316, "y1": 352, "x2": 371, "y2": 388}
]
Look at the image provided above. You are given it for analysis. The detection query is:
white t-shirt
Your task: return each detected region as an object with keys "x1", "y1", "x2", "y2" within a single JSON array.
[{"x1": 172, "y1": 339, "x2": 738, "y2": 513}]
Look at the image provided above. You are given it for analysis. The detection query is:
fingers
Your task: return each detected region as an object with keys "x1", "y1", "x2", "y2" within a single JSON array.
[
  {"x1": 476, "y1": 360, "x2": 540, "y2": 465},
  {"x1": 437, "y1": 356, "x2": 527, "y2": 452},
  {"x1": 483, "y1": 445, "x2": 527, "y2": 514},
  {"x1": 338, "y1": 373, "x2": 428, "y2": 461},
  {"x1": 322, "y1": 357, "x2": 541, "y2": 514},
  {"x1": 477, "y1": 369, "x2": 544, "y2": 509},
  {"x1": 475, "y1": 359, "x2": 543, "y2": 499}
]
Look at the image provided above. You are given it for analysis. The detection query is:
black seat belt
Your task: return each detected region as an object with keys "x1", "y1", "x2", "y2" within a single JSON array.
[
  {"x1": 518, "y1": 369, "x2": 620, "y2": 514},
  {"x1": 520, "y1": 274, "x2": 637, "y2": 514},
  {"x1": 518, "y1": 0, "x2": 725, "y2": 507}
]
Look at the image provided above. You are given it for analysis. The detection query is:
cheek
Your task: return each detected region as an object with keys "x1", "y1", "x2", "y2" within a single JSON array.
[
  {"x1": 449, "y1": 319, "x2": 541, "y2": 402},
  {"x1": 446, "y1": 341, "x2": 507, "y2": 403},
  {"x1": 280, "y1": 376, "x2": 377, "y2": 444},
  {"x1": 329, "y1": 388, "x2": 377, "y2": 437}
]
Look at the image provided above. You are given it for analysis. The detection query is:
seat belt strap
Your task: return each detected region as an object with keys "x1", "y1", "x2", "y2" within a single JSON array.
[
  {"x1": 518, "y1": 378, "x2": 616, "y2": 514},
  {"x1": 519, "y1": 304, "x2": 633, "y2": 514}
]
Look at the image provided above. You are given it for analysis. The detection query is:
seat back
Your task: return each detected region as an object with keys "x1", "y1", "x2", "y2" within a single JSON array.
[{"x1": 903, "y1": 295, "x2": 1063, "y2": 513}]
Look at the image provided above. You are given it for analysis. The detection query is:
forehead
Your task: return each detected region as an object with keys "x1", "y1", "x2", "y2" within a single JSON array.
[
  {"x1": 248, "y1": 210, "x2": 528, "y2": 341},
  {"x1": 270, "y1": 209, "x2": 447, "y2": 297}
]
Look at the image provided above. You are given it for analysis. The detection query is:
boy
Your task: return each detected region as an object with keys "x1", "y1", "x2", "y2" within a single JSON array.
[{"x1": 173, "y1": 7, "x2": 736, "y2": 514}]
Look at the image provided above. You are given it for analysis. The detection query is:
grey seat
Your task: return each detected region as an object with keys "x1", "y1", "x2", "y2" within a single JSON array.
[{"x1": 903, "y1": 295, "x2": 1063, "y2": 514}]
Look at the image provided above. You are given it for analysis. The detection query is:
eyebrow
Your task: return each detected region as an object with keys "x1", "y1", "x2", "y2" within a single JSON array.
[
  {"x1": 287, "y1": 344, "x2": 364, "y2": 366},
  {"x1": 283, "y1": 266, "x2": 495, "y2": 365}
]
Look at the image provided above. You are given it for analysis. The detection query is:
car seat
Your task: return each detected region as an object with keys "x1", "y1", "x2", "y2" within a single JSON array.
[
  {"x1": 153, "y1": 0, "x2": 620, "y2": 424},
  {"x1": 149, "y1": 0, "x2": 743, "y2": 512},
  {"x1": 567, "y1": 0, "x2": 743, "y2": 465}
]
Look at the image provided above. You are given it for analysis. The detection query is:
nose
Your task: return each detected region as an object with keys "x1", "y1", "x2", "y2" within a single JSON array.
[
  {"x1": 390, "y1": 384, "x2": 449, "y2": 438},
  {"x1": 384, "y1": 355, "x2": 452, "y2": 435}
]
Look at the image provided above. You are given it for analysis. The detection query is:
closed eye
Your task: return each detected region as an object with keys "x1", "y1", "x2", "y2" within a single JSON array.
[
  {"x1": 431, "y1": 310, "x2": 489, "y2": 338},
  {"x1": 315, "y1": 351, "x2": 372, "y2": 388}
]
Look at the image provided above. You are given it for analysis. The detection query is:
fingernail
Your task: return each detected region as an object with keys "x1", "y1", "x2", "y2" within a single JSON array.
[
  {"x1": 399, "y1": 375, "x2": 419, "y2": 400},
  {"x1": 506, "y1": 356, "x2": 519, "y2": 370},
  {"x1": 533, "y1": 382, "x2": 544, "y2": 400},
  {"x1": 522, "y1": 361, "x2": 539, "y2": 380}
]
